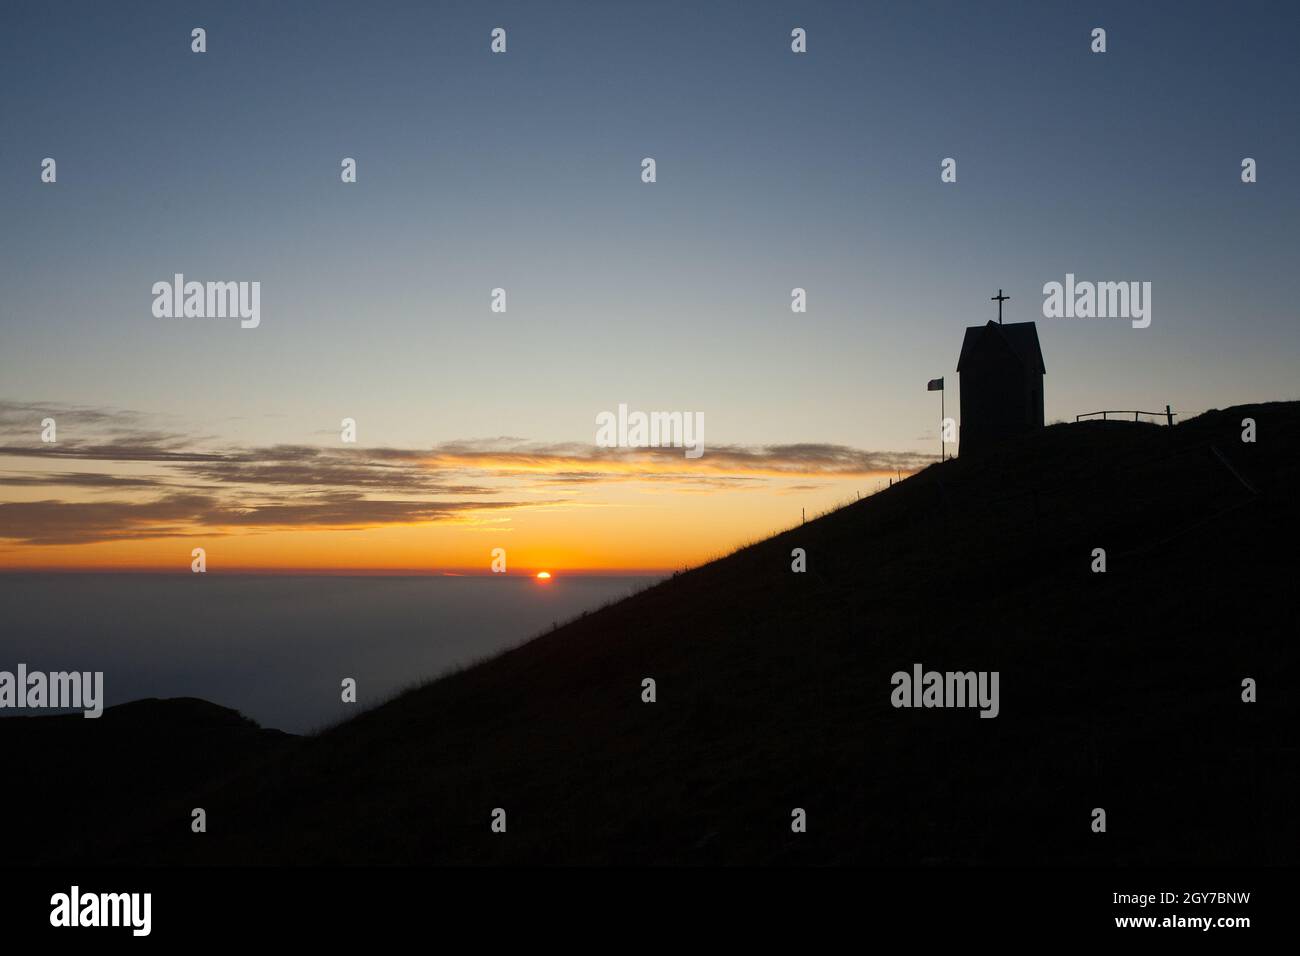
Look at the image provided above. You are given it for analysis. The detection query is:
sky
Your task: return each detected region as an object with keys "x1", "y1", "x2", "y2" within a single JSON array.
[{"x1": 1, "y1": 0, "x2": 1297, "y2": 573}]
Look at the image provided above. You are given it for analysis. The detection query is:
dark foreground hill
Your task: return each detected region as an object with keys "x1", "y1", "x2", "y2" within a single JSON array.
[
  {"x1": 0, "y1": 698, "x2": 293, "y2": 864},
  {"x1": 9, "y1": 402, "x2": 1299, "y2": 865}
]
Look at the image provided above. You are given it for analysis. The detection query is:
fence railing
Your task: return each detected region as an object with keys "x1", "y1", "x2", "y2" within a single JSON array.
[{"x1": 1076, "y1": 405, "x2": 1176, "y2": 426}]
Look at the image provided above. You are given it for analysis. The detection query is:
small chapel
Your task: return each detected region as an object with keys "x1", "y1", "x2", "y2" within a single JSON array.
[{"x1": 956, "y1": 290, "x2": 1046, "y2": 457}]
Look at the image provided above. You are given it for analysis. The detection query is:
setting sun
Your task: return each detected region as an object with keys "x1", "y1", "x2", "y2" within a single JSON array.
[{"x1": 536, "y1": 571, "x2": 552, "y2": 580}]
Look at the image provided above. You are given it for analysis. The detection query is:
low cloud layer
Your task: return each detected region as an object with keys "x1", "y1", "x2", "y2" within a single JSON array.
[{"x1": 0, "y1": 401, "x2": 933, "y2": 546}]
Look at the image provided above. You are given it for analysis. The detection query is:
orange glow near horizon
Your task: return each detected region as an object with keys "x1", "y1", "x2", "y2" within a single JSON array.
[{"x1": 0, "y1": 446, "x2": 919, "y2": 574}]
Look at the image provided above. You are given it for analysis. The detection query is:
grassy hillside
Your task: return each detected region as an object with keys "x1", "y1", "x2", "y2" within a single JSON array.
[{"x1": 13, "y1": 402, "x2": 1299, "y2": 866}]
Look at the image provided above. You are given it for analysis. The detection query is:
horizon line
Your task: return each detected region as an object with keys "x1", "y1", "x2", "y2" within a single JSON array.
[{"x1": 0, "y1": 566, "x2": 674, "y2": 578}]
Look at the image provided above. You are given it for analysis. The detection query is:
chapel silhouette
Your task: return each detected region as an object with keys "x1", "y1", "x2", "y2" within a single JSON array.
[{"x1": 957, "y1": 290, "x2": 1045, "y2": 457}]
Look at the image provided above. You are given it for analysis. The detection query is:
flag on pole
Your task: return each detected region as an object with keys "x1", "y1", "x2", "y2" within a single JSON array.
[{"x1": 927, "y1": 377, "x2": 944, "y2": 391}]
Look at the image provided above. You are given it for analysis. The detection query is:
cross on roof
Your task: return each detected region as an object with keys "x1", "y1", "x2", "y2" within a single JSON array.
[{"x1": 991, "y1": 289, "x2": 1010, "y2": 324}]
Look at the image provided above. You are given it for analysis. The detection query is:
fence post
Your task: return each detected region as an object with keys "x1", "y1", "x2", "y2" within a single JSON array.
[{"x1": 1166, "y1": 404, "x2": 1173, "y2": 426}]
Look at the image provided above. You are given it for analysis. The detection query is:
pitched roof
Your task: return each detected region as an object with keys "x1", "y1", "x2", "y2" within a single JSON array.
[{"x1": 956, "y1": 320, "x2": 1046, "y2": 374}]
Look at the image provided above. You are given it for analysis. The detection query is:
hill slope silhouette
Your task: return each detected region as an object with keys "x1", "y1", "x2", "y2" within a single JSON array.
[{"x1": 11, "y1": 402, "x2": 1299, "y2": 866}]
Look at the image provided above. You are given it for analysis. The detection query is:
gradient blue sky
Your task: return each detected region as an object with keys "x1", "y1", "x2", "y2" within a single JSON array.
[{"x1": 3, "y1": 0, "x2": 1297, "y2": 450}]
